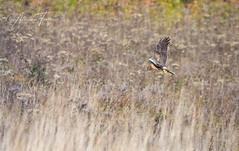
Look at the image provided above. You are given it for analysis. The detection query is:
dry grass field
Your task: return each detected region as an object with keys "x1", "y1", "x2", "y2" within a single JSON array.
[{"x1": 0, "y1": 0, "x2": 239, "y2": 151}]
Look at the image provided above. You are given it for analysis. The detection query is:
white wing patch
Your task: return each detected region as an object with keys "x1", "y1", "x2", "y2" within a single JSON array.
[{"x1": 149, "y1": 58, "x2": 158, "y2": 65}]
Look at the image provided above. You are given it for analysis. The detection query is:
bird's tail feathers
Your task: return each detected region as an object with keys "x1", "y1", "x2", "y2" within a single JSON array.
[{"x1": 164, "y1": 68, "x2": 174, "y2": 75}]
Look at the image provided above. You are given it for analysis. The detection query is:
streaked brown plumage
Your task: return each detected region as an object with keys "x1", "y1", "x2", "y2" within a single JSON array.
[{"x1": 148, "y1": 37, "x2": 174, "y2": 75}]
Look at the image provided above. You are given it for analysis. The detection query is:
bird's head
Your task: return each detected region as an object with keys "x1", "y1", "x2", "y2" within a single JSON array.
[{"x1": 147, "y1": 65, "x2": 152, "y2": 71}]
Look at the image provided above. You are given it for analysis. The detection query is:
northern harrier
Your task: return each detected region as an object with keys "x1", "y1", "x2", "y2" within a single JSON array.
[{"x1": 148, "y1": 37, "x2": 174, "y2": 75}]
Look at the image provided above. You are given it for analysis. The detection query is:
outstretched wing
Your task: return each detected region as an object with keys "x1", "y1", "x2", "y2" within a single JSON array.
[{"x1": 154, "y1": 37, "x2": 170, "y2": 66}]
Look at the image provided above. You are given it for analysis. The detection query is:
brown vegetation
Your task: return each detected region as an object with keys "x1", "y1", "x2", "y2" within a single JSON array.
[{"x1": 0, "y1": 0, "x2": 239, "y2": 151}]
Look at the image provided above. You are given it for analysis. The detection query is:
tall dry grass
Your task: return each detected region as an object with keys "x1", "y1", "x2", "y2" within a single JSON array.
[{"x1": 0, "y1": 1, "x2": 239, "y2": 151}]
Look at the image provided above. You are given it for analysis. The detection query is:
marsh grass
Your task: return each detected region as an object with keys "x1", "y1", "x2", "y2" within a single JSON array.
[{"x1": 0, "y1": 1, "x2": 239, "y2": 151}]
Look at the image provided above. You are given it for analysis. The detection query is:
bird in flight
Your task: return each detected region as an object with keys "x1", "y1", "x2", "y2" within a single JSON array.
[{"x1": 148, "y1": 37, "x2": 174, "y2": 75}]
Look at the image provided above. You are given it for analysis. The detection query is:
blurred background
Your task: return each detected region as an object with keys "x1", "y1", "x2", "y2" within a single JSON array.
[{"x1": 0, "y1": 0, "x2": 239, "y2": 151}]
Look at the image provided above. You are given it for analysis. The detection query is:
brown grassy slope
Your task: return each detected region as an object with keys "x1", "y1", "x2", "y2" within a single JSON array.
[{"x1": 0, "y1": 3, "x2": 239, "y2": 151}]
